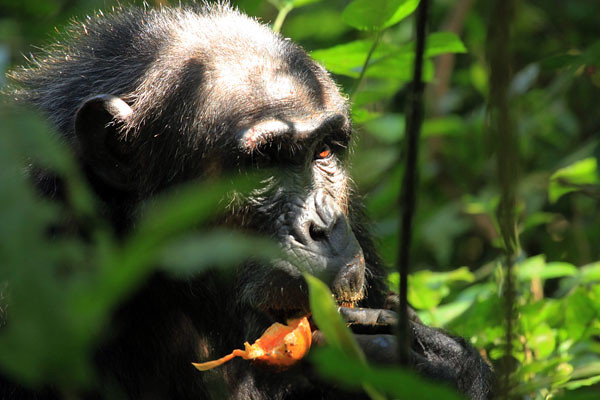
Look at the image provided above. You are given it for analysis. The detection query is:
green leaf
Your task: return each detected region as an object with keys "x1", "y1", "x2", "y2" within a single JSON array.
[
  {"x1": 527, "y1": 323, "x2": 556, "y2": 358},
  {"x1": 580, "y1": 262, "x2": 600, "y2": 284},
  {"x1": 517, "y1": 255, "x2": 577, "y2": 281},
  {"x1": 159, "y1": 231, "x2": 281, "y2": 276},
  {"x1": 311, "y1": 32, "x2": 462, "y2": 80},
  {"x1": 289, "y1": 0, "x2": 321, "y2": 6},
  {"x1": 304, "y1": 274, "x2": 385, "y2": 400},
  {"x1": 304, "y1": 274, "x2": 364, "y2": 361},
  {"x1": 424, "y1": 32, "x2": 467, "y2": 56},
  {"x1": 311, "y1": 40, "x2": 396, "y2": 78},
  {"x1": 421, "y1": 115, "x2": 466, "y2": 137},
  {"x1": 283, "y1": 9, "x2": 348, "y2": 41},
  {"x1": 563, "y1": 375, "x2": 600, "y2": 390},
  {"x1": 403, "y1": 267, "x2": 474, "y2": 310},
  {"x1": 540, "y1": 54, "x2": 582, "y2": 70},
  {"x1": 408, "y1": 275, "x2": 446, "y2": 309},
  {"x1": 363, "y1": 113, "x2": 405, "y2": 143},
  {"x1": 553, "y1": 389, "x2": 600, "y2": 400},
  {"x1": 565, "y1": 289, "x2": 597, "y2": 341},
  {"x1": 342, "y1": 0, "x2": 420, "y2": 31},
  {"x1": 549, "y1": 157, "x2": 599, "y2": 203},
  {"x1": 311, "y1": 346, "x2": 463, "y2": 400},
  {"x1": 365, "y1": 57, "x2": 434, "y2": 80}
]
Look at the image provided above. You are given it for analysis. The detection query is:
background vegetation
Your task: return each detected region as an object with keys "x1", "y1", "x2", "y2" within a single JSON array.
[{"x1": 1, "y1": 0, "x2": 599, "y2": 398}]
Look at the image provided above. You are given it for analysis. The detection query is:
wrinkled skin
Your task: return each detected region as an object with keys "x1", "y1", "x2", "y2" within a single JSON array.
[{"x1": 1, "y1": 4, "x2": 493, "y2": 400}]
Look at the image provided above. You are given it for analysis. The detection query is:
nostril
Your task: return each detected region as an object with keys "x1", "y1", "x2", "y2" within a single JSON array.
[{"x1": 309, "y1": 222, "x2": 328, "y2": 241}]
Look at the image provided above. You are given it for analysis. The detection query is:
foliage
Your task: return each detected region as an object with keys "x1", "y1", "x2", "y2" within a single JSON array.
[{"x1": 1, "y1": 0, "x2": 599, "y2": 399}]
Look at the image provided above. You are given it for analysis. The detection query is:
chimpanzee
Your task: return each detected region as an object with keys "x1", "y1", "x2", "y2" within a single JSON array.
[{"x1": 2, "y1": 3, "x2": 493, "y2": 400}]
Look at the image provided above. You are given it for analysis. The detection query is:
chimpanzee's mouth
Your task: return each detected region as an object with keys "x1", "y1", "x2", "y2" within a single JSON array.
[
  {"x1": 266, "y1": 308, "x2": 307, "y2": 324},
  {"x1": 265, "y1": 297, "x2": 357, "y2": 325}
]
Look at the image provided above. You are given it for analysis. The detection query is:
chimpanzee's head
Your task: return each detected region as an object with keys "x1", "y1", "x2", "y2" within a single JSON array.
[{"x1": 11, "y1": 4, "x2": 378, "y2": 326}]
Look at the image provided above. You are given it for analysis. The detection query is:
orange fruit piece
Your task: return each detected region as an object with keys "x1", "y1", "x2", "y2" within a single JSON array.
[{"x1": 192, "y1": 316, "x2": 312, "y2": 371}]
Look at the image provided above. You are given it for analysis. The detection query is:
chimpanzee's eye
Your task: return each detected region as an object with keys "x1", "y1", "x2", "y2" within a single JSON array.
[{"x1": 315, "y1": 144, "x2": 332, "y2": 160}]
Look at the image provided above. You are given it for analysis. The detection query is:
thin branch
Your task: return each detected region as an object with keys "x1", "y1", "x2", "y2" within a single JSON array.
[
  {"x1": 398, "y1": 0, "x2": 429, "y2": 367},
  {"x1": 349, "y1": 30, "x2": 383, "y2": 102},
  {"x1": 486, "y1": 0, "x2": 519, "y2": 397},
  {"x1": 272, "y1": 3, "x2": 293, "y2": 34}
]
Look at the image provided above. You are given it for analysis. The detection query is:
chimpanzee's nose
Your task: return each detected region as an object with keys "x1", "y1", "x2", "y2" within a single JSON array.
[
  {"x1": 295, "y1": 190, "x2": 365, "y2": 297},
  {"x1": 307, "y1": 190, "x2": 344, "y2": 245}
]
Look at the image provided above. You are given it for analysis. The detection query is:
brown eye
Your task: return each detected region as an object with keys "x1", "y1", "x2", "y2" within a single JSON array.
[{"x1": 316, "y1": 144, "x2": 332, "y2": 159}]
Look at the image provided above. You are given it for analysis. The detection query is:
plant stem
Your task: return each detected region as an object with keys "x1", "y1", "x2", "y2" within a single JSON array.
[
  {"x1": 350, "y1": 30, "x2": 382, "y2": 102},
  {"x1": 486, "y1": 0, "x2": 519, "y2": 397},
  {"x1": 272, "y1": 3, "x2": 293, "y2": 34},
  {"x1": 398, "y1": 0, "x2": 429, "y2": 367}
]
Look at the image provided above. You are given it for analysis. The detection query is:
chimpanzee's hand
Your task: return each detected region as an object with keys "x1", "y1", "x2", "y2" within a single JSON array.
[{"x1": 335, "y1": 305, "x2": 494, "y2": 400}]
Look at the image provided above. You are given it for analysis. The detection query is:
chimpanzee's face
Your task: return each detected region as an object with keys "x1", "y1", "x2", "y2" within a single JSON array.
[
  {"x1": 70, "y1": 10, "x2": 366, "y2": 325},
  {"x1": 203, "y1": 45, "x2": 366, "y2": 322}
]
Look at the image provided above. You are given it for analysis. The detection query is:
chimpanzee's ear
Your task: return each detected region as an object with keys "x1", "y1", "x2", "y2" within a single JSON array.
[{"x1": 75, "y1": 94, "x2": 136, "y2": 190}]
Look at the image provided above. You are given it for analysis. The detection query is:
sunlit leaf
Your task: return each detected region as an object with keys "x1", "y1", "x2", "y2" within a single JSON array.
[
  {"x1": 549, "y1": 157, "x2": 599, "y2": 203},
  {"x1": 517, "y1": 255, "x2": 577, "y2": 281},
  {"x1": 565, "y1": 289, "x2": 597, "y2": 341},
  {"x1": 304, "y1": 274, "x2": 364, "y2": 360},
  {"x1": 580, "y1": 262, "x2": 600, "y2": 284},
  {"x1": 304, "y1": 274, "x2": 385, "y2": 400},
  {"x1": 289, "y1": 0, "x2": 321, "y2": 6},
  {"x1": 528, "y1": 323, "x2": 556, "y2": 358},
  {"x1": 424, "y1": 32, "x2": 467, "y2": 56},
  {"x1": 342, "y1": 0, "x2": 420, "y2": 31}
]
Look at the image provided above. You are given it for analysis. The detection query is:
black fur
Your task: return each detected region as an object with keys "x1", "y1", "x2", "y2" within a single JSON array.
[{"x1": 2, "y1": 3, "x2": 493, "y2": 399}]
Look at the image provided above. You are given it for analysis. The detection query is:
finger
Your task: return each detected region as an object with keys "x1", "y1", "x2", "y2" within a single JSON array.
[
  {"x1": 311, "y1": 330, "x2": 397, "y2": 365},
  {"x1": 384, "y1": 294, "x2": 423, "y2": 324},
  {"x1": 339, "y1": 307, "x2": 398, "y2": 333}
]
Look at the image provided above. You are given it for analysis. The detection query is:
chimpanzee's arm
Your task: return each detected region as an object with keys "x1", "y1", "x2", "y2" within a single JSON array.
[{"x1": 338, "y1": 307, "x2": 495, "y2": 400}]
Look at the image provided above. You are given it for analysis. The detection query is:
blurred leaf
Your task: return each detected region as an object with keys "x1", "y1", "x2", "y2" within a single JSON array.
[
  {"x1": 311, "y1": 40, "x2": 397, "y2": 78},
  {"x1": 541, "y1": 41, "x2": 600, "y2": 71},
  {"x1": 289, "y1": 0, "x2": 321, "y2": 6},
  {"x1": 541, "y1": 54, "x2": 582, "y2": 70},
  {"x1": 563, "y1": 375, "x2": 600, "y2": 390},
  {"x1": 312, "y1": 32, "x2": 463, "y2": 79},
  {"x1": 352, "y1": 108, "x2": 382, "y2": 124},
  {"x1": 342, "y1": 0, "x2": 420, "y2": 31},
  {"x1": 350, "y1": 147, "x2": 397, "y2": 188},
  {"x1": 284, "y1": 9, "x2": 348, "y2": 41},
  {"x1": 311, "y1": 346, "x2": 462, "y2": 400},
  {"x1": 580, "y1": 262, "x2": 600, "y2": 284},
  {"x1": 304, "y1": 274, "x2": 364, "y2": 360},
  {"x1": 304, "y1": 274, "x2": 384, "y2": 400},
  {"x1": 159, "y1": 231, "x2": 281, "y2": 276},
  {"x1": 363, "y1": 113, "x2": 404, "y2": 142},
  {"x1": 565, "y1": 289, "x2": 597, "y2": 341},
  {"x1": 0, "y1": 105, "x2": 95, "y2": 386},
  {"x1": 424, "y1": 32, "x2": 467, "y2": 56},
  {"x1": 365, "y1": 57, "x2": 434, "y2": 81},
  {"x1": 554, "y1": 393, "x2": 600, "y2": 400},
  {"x1": 517, "y1": 255, "x2": 577, "y2": 281},
  {"x1": 408, "y1": 274, "x2": 446, "y2": 309},
  {"x1": 393, "y1": 267, "x2": 474, "y2": 310},
  {"x1": 421, "y1": 115, "x2": 466, "y2": 137},
  {"x1": 352, "y1": 80, "x2": 403, "y2": 107},
  {"x1": 420, "y1": 203, "x2": 472, "y2": 265},
  {"x1": 549, "y1": 157, "x2": 599, "y2": 203},
  {"x1": 528, "y1": 323, "x2": 556, "y2": 359},
  {"x1": 469, "y1": 62, "x2": 488, "y2": 95}
]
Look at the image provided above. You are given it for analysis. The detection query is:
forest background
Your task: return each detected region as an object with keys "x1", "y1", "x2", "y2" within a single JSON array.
[{"x1": 0, "y1": 0, "x2": 599, "y2": 399}]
